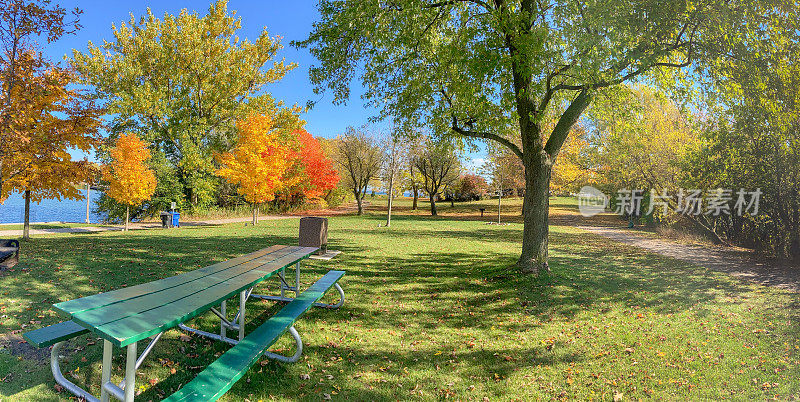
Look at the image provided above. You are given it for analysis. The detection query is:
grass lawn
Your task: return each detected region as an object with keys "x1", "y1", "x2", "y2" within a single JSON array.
[{"x1": 0, "y1": 200, "x2": 798, "y2": 400}]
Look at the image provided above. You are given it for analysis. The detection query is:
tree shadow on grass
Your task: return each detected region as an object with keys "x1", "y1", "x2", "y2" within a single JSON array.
[
  {"x1": 0, "y1": 225, "x2": 361, "y2": 398},
  {"x1": 1, "y1": 216, "x2": 796, "y2": 400}
]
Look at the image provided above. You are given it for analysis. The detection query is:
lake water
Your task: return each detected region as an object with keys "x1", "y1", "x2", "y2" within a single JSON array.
[{"x1": 0, "y1": 189, "x2": 105, "y2": 224}]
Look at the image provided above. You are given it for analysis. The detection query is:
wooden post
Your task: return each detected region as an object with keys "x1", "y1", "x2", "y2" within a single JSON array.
[{"x1": 85, "y1": 183, "x2": 91, "y2": 224}]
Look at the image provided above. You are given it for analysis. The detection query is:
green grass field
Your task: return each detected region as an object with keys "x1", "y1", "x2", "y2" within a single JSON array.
[{"x1": 0, "y1": 199, "x2": 798, "y2": 400}]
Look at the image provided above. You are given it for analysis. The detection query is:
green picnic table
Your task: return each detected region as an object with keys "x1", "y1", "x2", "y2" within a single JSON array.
[{"x1": 23, "y1": 245, "x2": 345, "y2": 402}]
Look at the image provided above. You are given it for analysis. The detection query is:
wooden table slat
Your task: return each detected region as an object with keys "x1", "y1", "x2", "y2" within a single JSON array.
[
  {"x1": 73, "y1": 246, "x2": 317, "y2": 347},
  {"x1": 71, "y1": 246, "x2": 301, "y2": 327},
  {"x1": 55, "y1": 245, "x2": 288, "y2": 316}
]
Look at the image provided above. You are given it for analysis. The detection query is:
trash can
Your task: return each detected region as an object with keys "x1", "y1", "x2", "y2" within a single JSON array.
[
  {"x1": 172, "y1": 212, "x2": 180, "y2": 228},
  {"x1": 160, "y1": 212, "x2": 172, "y2": 228},
  {"x1": 299, "y1": 217, "x2": 327, "y2": 255}
]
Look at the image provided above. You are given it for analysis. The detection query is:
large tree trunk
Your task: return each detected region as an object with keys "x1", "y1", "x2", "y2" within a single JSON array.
[
  {"x1": 23, "y1": 189, "x2": 31, "y2": 240},
  {"x1": 355, "y1": 190, "x2": 363, "y2": 215},
  {"x1": 517, "y1": 157, "x2": 552, "y2": 274},
  {"x1": 429, "y1": 194, "x2": 437, "y2": 216},
  {"x1": 252, "y1": 203, "x2": 258, "y2": 225},
  {"x1": 125, "y1": 205, "x2": 130, "y2": 232}
]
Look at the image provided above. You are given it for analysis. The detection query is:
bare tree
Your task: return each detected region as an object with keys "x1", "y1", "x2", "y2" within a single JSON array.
[
  {"x1": 413, "y1": 139, "x2": 460, "y2": 216},
  {"x1": 383, "y1": 135, "x2": 406, "y2": 226},
  {"x1": 333, "y1": 126, "x2": 383, "y2": 215}
]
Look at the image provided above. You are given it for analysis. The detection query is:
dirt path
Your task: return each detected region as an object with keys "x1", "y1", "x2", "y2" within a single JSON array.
[{"x1": 579, "y1": 225, "x2": 800, "y2": 292}]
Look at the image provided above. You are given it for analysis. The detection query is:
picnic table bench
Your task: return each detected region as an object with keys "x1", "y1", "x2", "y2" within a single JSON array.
[
  {"x1": 0, "y1": 239, "x2": 19, "y2": 267},
  {"x1": 23, "y1": 245, "x2": 345, "y2": 402}
]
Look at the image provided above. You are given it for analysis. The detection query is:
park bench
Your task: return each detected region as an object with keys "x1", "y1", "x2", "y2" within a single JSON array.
[
  {"x1": 0, "y1": 239, "x2": 19, "y2": 267},
  {"x1": 23, "y1": 245, "x2": 345, "y2": 402}
]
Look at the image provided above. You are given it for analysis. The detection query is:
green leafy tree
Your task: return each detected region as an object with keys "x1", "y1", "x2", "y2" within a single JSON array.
[
  {"x1": 687, "y1": 7, "x2": 800, "y2": 258},
  {"x1": 588, "y1": 84, "x2": 700, "y2": 198},
  {"x1": 297, "y1": 0, "x2": 777, "y2": 273},
  {"x1": 72, "y1": 0, "x2": 301, "y2": 208}
]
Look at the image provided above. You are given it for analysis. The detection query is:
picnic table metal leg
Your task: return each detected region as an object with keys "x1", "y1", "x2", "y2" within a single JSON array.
[
  {"x1": 118, "y1": 333, "x2": 163, "y2": 389},
  {"x1": 318, "y1": 282, "x2": 346, "y2": 309},
  {"x1": 100, "y1": 340, "x2": 143, "y2": 402},
  {"x1": 295, "y1": 261, "x2": 301, "y2": 297},
  {"x1": 100, "y1": 340, "x2": 113, "y2": 402},
  {"x1": 279, "y1": 267, "x2": 286, "y2": 299},
  {"x1": 179, "y1": 288, "x2": 253, "y2": 345},
  {"x1": 263, "y1": 326, "x2": 303, "y2": 363},
  {"x1": 48, "y1": 341, "x2": 101, "y2": 402},
  {"x1": 239, "y1": 290, "x2": 246, "y2": 340},
  {"x1": 220, "y1": 300, "x2": 227, "y2": 339},
  {"x1": 250, "y1": 262, "x2": 345, "y2": 309},
  {"x1": 124, "y1": 342, "x2": 137, "y2": 401}
]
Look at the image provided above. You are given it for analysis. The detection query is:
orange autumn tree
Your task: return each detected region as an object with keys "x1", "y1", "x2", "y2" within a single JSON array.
[
  {"x1": 217, "y1": 114, "x2": 293, "y2": 225},
  {"x1": 1, "y1": 51, "x2": 102, "y2": 240},
  {"x1": 103, "y1": 133, "x2": 157, "y2": 231}
]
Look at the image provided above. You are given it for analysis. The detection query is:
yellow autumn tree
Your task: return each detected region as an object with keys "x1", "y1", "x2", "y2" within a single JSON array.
[
  {"x1": 103, "y1": 133, "x2": 157, "y2": 231},
  {"x1": 217, "y1": 114, "x2": 293, "y2": 225},
  {"x1": 550, "y1": 124, "x2": 595, "y2": 195},
  {"x1": 2, "y1": 50, "x2": 102, "y2": 240}
]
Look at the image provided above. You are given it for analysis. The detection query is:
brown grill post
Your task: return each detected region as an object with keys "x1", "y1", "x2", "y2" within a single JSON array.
[{"x1": 299, "y1": 217, "x2": 328, "y2": 255}]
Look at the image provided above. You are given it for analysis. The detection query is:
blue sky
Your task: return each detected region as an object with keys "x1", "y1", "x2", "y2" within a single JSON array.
[{"x1": 43, "y1": 0, "x2": 487, "y2": 172}]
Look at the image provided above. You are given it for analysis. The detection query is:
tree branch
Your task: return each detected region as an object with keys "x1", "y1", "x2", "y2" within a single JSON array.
[
  {"x1": 439, "y1": 89, "x2": 524, "y2": 160},
  {"x1": 452, "y1": 125, "x2": 524, "y2": 160},
  {"x1": 543, "y1": 89, "x2": 592, "y2": 159}
]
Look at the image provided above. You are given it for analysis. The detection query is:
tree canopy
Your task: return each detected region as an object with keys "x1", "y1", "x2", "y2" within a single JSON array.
[
  {"x1": 296, "y1": 0, "x2": 779, "y2": 273},
  {"x1": 0, "y1": 0, "x2": 82, "y2": 195},
  {"x1": 216, "y1": 114, "x2": 293, "y2": 224},
  {"x1": 73, "y1": 0, "x2": 302, "y2": 207},
  {"x1": 103, "y1": 133, "x2": 157, "y2": 231}
]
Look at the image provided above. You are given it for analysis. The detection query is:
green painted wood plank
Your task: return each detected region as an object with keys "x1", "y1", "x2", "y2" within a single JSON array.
[
  {"x1": 23, "y1": 321, "x2": 89, "y2": 348},
  {"x1": 55, "y1": 246, "x2": 288, "y2": 317},
  {"x1": 164, "y1": 270, "x2": 345, "y2": 402},
  {"x1": 70, "y1": 246, "x2": 303, "y2": 328},
  {"x1": 89, "y1": 247, "x2": 318, "y2": 347}
]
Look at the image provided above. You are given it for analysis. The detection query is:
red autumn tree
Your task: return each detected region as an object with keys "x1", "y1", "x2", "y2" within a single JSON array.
[{"x1": 286, "y1": 129, "x2": 339, "y2": 201}]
